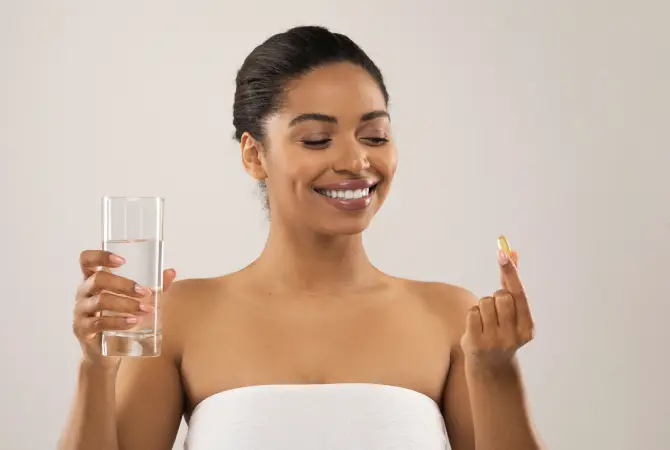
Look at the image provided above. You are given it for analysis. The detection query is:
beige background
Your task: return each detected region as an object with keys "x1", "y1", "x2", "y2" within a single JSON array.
[{"x1": 1, "y1": 1, "x2": 669, "y2": 449}]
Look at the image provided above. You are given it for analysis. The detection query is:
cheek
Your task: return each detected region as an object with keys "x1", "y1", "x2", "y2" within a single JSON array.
[
  {"x1": 371, "y1": 145, "x2": 398, "y2": 180},
  {"x1": 290, "y1": 155, "x2": 327, "y2": 190},
  {"x1": 267, "y1": 146, "x2": 325, "y2": 191}
]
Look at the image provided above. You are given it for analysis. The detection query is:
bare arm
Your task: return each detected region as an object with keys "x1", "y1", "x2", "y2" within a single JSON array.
[
  {"x1": 465, "y1": 357, "x2": 541, "y2": 450},
  {"x1": 442, "y1": 291, "x2": 540, "y2": 450},
  {"x1": 441, "y1": 248, "x2": 542, "y2": 450},
  {"x1": 59, "y1": 356, "x2": 183, "y2": 450},
  {"x1": 443, "y1": 345, "x2": 540, "y2": 450},
  {"x1": 442, "y1": 340, "x2": 476, "y2": 450},
  {"x1": 59, "y1": 251, "x2": 184, "y2": 450},
  {"x1": 59, "y1": 360, "x2": 121, "y2": 450},
  {"x1": 116, "y1": 356, "x2": 184, "y2": 450}
]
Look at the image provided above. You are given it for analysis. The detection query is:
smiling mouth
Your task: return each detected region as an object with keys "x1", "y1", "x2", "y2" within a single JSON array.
[{"x1": 313, "y1": 184, "x2": 378, "y2": 200}]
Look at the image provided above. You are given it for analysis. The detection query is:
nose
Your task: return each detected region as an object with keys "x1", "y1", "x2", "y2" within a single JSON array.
[{"x1": 332, "y1": 142, "x2": 370, "y2": 175}]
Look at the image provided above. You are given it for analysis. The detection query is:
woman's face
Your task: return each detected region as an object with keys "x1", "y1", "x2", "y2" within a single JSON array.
[{"x1": 256, "y1": 62, "x2": 397, "y2": 236}]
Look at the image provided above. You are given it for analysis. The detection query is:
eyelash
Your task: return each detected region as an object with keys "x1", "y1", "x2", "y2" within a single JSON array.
[{"x1": 301, "y1": 137, "x2": 389, "y2": 148}]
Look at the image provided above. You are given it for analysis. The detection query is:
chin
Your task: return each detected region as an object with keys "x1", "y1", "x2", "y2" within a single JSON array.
[{"x1": 312, "y1": 215, "x2": 375, "y2": 237}]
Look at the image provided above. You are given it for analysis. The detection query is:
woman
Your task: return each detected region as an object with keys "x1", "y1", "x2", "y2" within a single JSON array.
[{"x1": 60, "y1": 26, "x2": 541, "y2": 450}]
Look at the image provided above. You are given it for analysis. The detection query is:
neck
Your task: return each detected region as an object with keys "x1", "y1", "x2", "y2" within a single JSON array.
[{"x1": 251, "y1": 221, "x2": 379, "y2": 294}]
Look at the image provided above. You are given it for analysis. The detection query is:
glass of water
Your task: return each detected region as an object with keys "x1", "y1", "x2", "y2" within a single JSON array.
[{"x1": 101, "y1": 196, "x2": 164, "y2": 357}]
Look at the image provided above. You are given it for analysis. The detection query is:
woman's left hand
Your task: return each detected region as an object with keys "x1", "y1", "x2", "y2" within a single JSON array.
[{"x1": 460, "y1": 248, "x2": 535, "y2": 370}]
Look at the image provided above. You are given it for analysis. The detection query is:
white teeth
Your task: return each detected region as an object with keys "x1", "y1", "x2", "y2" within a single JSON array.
[{"x1": 317, "y1": 186, "x2": 374, "y2": 200}]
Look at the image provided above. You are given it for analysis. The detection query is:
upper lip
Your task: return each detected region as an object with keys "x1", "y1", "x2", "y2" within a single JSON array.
[{"x1": 313, "y1": 178, "x2": 379, "y2": 191}]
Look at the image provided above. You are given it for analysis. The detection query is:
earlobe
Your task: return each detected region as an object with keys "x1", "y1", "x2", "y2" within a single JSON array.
[{"x1": 240, "y1": 132, "x2": 267, "y2": 181}]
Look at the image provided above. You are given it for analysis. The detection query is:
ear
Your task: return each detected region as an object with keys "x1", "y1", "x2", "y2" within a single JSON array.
[{"x1": 240, "y1": 132, "x2": 267, "y2": 181}]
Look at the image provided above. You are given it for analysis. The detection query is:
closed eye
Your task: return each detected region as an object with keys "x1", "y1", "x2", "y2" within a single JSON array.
[
  {"x1": 301, "y1": 138, "x2": 332, "y2": 149},
  {"x1": 301, "y1": 137, "x2": 388, "y2": 149},
  {"x1": 363, "y1": 137, "x2": 389, "y2": 146}
]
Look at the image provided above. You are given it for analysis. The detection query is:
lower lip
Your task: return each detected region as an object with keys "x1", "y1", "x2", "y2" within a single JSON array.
[{"x1": 314, "y1": 190, "x2": 375, "y2": 211}]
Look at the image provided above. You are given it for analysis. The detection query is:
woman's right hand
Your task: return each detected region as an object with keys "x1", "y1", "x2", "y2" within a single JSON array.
[{"x1": 73, "y1": 250, "x2": 177, "y2": 368}]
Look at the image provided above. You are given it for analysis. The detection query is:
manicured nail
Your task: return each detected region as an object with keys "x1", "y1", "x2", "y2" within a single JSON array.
[
  {"x1": 139, "y1": 303, "x2": 154, "y2": 313},
  {"x1": 497, "y1": 249, "x2": 509, "y2": 265},
  {"x1": 497, "y1": 235, "x2": 512, "y2": 256},
  {"x1": 134, "y1": 284, "x2": 151, "y2": 296},
  {"x1": 125, "y1": 316, "x2": 138, "y2": 324},
  {"x1": 110, "y1": 254, "x2": 125, "y2": 265}
]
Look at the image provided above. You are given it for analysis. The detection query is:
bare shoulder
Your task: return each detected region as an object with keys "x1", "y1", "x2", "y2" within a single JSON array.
[
  {"x1": 162, "y1": 272, "x2": 240, "y2": 310},
  {"x1": 160, "y1": 273, "x2": 239, "y2": 356},
  {"x1": 394, "y1": 277, "x2": 478, "y2": 336},
  {"x1": 162, "y1": 277, "x2": 220, "y2": 318},
  {"x1": 163, "y1": 276, "x2": 222, "y2": 302}
]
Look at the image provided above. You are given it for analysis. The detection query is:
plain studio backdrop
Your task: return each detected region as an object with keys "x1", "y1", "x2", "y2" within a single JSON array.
[{"x1": 1, "y1": 1, "x2": 669, "y2": 449}]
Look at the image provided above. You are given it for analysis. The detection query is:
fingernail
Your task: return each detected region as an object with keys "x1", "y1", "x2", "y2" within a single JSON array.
[
  {"x1": 125, "y1": 316, "x2": 138, "y2": 324},
  {"x1": 139, "y1": 303, "x2": 154, "y2": 313},
  {"x1": 110, "y1": 254, "x2": 125, "y2": 265},
  {"x1": 134, "y1": 284, "x2": 151, "y2": 296},
  {"x1": 497, "y1": 235, "x2": 512, "y2": 256},
  {"x1": 497, "y1": 249, "x2": 509, "y2": 265}
]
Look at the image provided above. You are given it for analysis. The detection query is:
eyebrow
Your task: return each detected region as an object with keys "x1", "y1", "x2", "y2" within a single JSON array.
[{"x1": 288, "y1": 110, "x2": 390, "y2": 127}]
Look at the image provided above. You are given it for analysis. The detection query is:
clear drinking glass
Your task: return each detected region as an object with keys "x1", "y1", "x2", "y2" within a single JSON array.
[{"x1": 101, "y1": 196, "x2": 164, "y2": 357}]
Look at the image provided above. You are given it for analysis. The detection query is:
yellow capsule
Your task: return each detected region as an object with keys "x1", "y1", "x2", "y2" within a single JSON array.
[{"x1": 497, "y1": 235, "x2": 512, "y2": 256}]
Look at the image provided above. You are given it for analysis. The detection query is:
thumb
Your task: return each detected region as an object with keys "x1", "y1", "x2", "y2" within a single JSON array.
[{"x1": 163, "y1": 268, "x2": 177, "y2": 291}]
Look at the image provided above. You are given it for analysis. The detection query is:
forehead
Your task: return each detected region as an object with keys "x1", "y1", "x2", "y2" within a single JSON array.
[{"x1": 280, "y1": 62, "x2": 387, "y2": 117}]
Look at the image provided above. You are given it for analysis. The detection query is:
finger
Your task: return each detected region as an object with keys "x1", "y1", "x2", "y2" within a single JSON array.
[
  {"x1": 493, "y1": 290, "x2": 516, "y2": 331},
  {"x1": 465, "y1": 305, "x2": 483, "y2": 338},
  {"x1": 78, "y1": 270, "x2": 151, "y2": 299},
  {"x1": 478, "y1": 296, "x2": 498, "y2": 330},
  {"x1": 163, "y1": 268, "x2": 177, "y2": 291},
  {"x1": 497, "y1": 251, "x2": 534, "y2": 337},
  {"x1": 75, "y1": 292, "x2": 153, "y2": 318},
  {"x1": 80, "y1": 250, "x2": 126, "y2": 278},
  {"x1": 498, "y1": 249, "x2": 526, "y2": 299},
  {"x1": 77, "y1": 315, "x2": 140, "y2": 336},
  {"x1": 499, "y1": 250, "x2": 520, "y2": 287}
]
